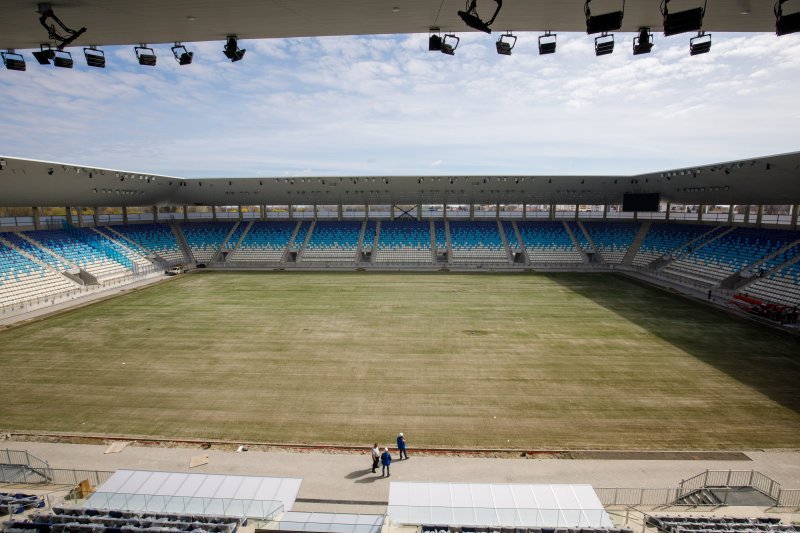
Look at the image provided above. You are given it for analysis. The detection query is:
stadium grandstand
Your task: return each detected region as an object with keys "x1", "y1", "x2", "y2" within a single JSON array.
[{"x1": 1, "y1": 2, "x2": 800, "y2": 533}]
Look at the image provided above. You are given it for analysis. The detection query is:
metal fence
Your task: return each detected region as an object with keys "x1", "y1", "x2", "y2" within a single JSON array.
[
  {"x1": 0, "y1": 466, "x2": 113, "y2": 486},
  {"x1": 777, "y1": 489, "x2": 800, "y2": 508},
  {"x1": 678, "y1": 470, "x2": 782, "y2": 501},
  {"x1": 596, "y1": 488, "x2": 680, "y2": 507}
]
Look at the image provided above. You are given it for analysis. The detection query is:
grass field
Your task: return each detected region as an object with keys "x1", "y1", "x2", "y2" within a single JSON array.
[{"x1": 1, "y1": 271, "x2": 799, "y2": 450}]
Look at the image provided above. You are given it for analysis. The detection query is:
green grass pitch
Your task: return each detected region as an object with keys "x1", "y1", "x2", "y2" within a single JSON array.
[{"x1": 1, "y1": 271, "x2": 799, "y2": 450}]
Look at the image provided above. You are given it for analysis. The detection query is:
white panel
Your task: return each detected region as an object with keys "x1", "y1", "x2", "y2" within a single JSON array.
[
  {"x1": 234, "y1": 477, "x2": 264, "y2": 500},
  {"x1": 96, "y1": 470, "x2": 134, "y2": 493},
  {"x1": 449, "y1": 484, "x2": 472, "y2": 508},
  {"x1": 154, "y1": 473, "x2": 188, "y2": 496},
  {"x1": 389, "y1": 482, "x2": 410, "y2": 506},
  {"x1": 175, "y1": 473, "x2": 206, "y2": 497},
  {"x1": 215, "y1": 476, "x2": 245, "y2": 499},
  {"x1": 429, "y1": 483, "x2": 452, "y2": 507},
  {"x1": 138, "y1": 471, "x2": 171, "y2": 494},
  {"x1": 408, "y1": 482, "x2": 431, "y2": 506},
  {"x1": 510, "y1": 484, "x2": 537, "y2": 509},
  {"x1": 550, "y1": 484, "x2": 580, "y2": 510},
  {"x1": 490, "y1": 484, "x2": 515, "y2": 509},
  {"x1": 117, "y1": 470, "x2": 153, "y2": 495},
  {"x1": 468, "y1": 484, "x2": 494, "y2": 508},
  {"x1": 531, "y1": 485, "x2": 558, "y2": 510},
  {"x1": 195, "y1": 474, "x2": 227, "y2": 498}
]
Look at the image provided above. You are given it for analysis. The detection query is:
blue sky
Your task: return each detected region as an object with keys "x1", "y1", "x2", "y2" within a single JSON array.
[{"x1": 1, "y1": 31, "x2": 799, "y2": 178}]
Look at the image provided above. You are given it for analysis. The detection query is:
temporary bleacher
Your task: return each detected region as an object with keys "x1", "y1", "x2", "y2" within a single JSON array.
[
  {"x1": 741, "y1": 261, "x2": 800, "y2": 307},
  {"x1": 663, "y1": 228, "x2": 800, "y2": 286},
  {"x1": 645, "y1": 515, "x2": 794, "y2": 533},
  {"x1": 375, "y1": 219, "x2": 432, "y2": 263},
  {"x1": 517, "y1": 221, "x2": 583, "y2": 264},
  {"x1": 0, "y1": 492, "x2": 44, "y2": 516},
  {"x1": 22, "y1": 230, "x2": 130, "y2": 281},
  {"x1": 3, "y1": 507, "x2": 241, "y2": 533},
  {"x1": 181, "y1": 222, "x2": 237, "y2": 263},
  {"x1": 110, "y1": 223, "x2": 185, "y2": 262},
  {"x1": 582, "y1": 222, "x2": 641, "y2": 264},
  {"x1": 301, "y1": 221, "x2": 362, "y2": 263},
  {"x1": 449, "y1": 221, "x2": 508, "y2": 264},
  {"x1": 632, "y1": 223, "x2": 712, "y2": 267},
  {"x1": 229, "y1": 221, "x2": 295, "y2": 263}
]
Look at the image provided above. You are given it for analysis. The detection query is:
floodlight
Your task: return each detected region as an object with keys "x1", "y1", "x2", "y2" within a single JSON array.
[
  {"x1": 776, "y1": 0, "x2": 800, "y2": 35},
  {"x1": 633, "y1": 27, "x2": 654, "y2": 55},
  {"x1": 585, "y1": 0, "x2": 624, "y2": 35},
  {"x1": 135, "y1": 45, "x2": 157, "y2": 66},
  {"x1": 223, "y1": 35, "x2": 246, "y2": 62},
  {"x1": 496, "y1": 32, "x2": 516, "y2": 55},
  {"x1": 458, "y1": 0, "x2": 503, "y2": 34},
  {"x1": 2, "y1": 50, "x2": 26, "y2": 71},
  {"x1": 171, "y1": 43, "x2": 193, "y2": 65},
  {"x1": 662, "y1": 0, "x2": 706, "y2": 36},
  {"x1": 538, "y1": 32, "x2": 557, "y2": 54},
  {"x1": 689, "y1": 31, "x2": 711, "y2": 55},
  {"x1": 595, "y1": 33, "x2": 615, "y2": 56},
  {"x1": 429, "y1": 28, "x2": 442, "y2": 51},
  {"x1": 441, "y1": 34, "x2": 460, "y2": 55},
  {"x1": 32, "y1": 44, "x2": 55, "y2": 64},
  {"x1": 83, "y1": 46, "x2": 105, "y2": 67},
  {"x1": 52, "y1": 49, "x2": 73, "y2": 68}
]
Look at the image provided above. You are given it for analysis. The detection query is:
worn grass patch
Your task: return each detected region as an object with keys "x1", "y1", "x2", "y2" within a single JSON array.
[{"x1": 1, "y1": 271, "x2": 798, "y2": 450}]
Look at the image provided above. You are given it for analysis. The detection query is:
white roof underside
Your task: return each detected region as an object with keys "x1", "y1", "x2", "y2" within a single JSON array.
[{"x1": 388, "y1": 482, "x2": 614, "y2": 528}]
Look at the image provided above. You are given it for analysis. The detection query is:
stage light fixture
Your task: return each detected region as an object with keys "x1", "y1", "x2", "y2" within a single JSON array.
[
  {"x1": 776, "y1": 0, "x2": 800, "y2": 35},
  {"x1": 2, "y1": 50, "x2": 26, "y2": 71},
  {"x1": 37, "y1": 3, "x2": 87, "y2": 50},
  {"x1": 171, "y1": 43, "x2": 193, "y2": 65},
  {"x1": 661, "y1": 0, "x2": 706, "y2": 36},
  {"x1": 223, "y1": 35, "x2": 246, "y2": 62},
  {"x1": 585, "y1": 0, "x2": 624, "y2": 35},
  {"x1": 135, "y1": 45, "x2": 157, "y2": 66},
  {"x1": 458, "y1": 0, "x2": 503, "y2": 34},
  {"x1": 496, "y1": 32, "x2": 517, "y2": 55},
  {"x1": 538, "y1": 32, "x2": 557, "y2": 54},
  {"x1": 83, "y1": 46, "x2": 105, "y2": 67},
  {"x1": 689, "y1": 31, "x2": 711, "y2": 55},
  {"x1": 429, "y1": 28, "x2": 442, "y2": 51},
  {"x1": 441, "y1": 34, "x2": 460, "y2": 55},
  {"x1": 595, "y1": 33, "x2": 615, "y2": 56},
  {"x1": 32, "y1": 44, "x2": 55, "y2": 65},
  {"x1": 52, "y1": 49, "x2": 73, "y2": 68},
  {"x1": 633, "y1": 27, "x2": 654, "y2": 55}
]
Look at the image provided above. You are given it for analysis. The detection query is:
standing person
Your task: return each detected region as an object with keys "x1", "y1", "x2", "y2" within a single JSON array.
[
  {"x1": 397, "y1": 432, "x2": 408, "y2": 460},
  {"x1": 371, "y1": 443, "x2": 380, "y2": 473},
  {"x1": 380, "y1": 447, "x2": 392, "y2": 477}
]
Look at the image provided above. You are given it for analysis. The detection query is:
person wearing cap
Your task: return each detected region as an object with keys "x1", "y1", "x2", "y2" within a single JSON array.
[
  {"x1": 396, "y1": 432, "x2": 408, "y2": 460},
  {"x1": 380, "y1": 447, "x2": 392, "y2": 477},
  {"x1": 371, "y1": 443, "x2": 380, "y2": 473}
]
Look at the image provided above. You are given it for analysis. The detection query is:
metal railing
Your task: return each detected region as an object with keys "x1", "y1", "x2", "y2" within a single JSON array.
[
  {"x1": 0, "y1": 464, "x2": 113, "y2": 486},
  {"x1": 776, "y1": 489, "x2": 800, "y2": 508},
  {"x1": 678, "y1": 470, "x2": 782, "y2": 501},
  {"x1": 596, "y1": 488, "x2": 680, "y2": 507}
]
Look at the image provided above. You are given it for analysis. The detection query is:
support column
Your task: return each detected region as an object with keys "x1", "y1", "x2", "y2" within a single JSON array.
[
  {"x1": 496, "y1": 203, "x2": 501, "y2": 220},
  {"x1": 522, "y1": 203, "x2": 527, "y2": 221},
  {"x1": 66, "y1": 206, "x2": 74, "y2": 225},
  {"x1": 212, "y1": 205, "x2": 217, "y2": 221},
  {"x1": 443, "y1": 202, "x2": 448, "y2": 221},
  {"x1": 261, "y1": 205, "x2": 266, "y2": 221},
  {"x1": 574, "y1": 204, "x2": 579, "y2": 220},
  {"x1": 122, "y1": 206, "x2": 128, "y2": 224},
  {"x1": 548, "y1": 204, "x2": 555, "y2": 221},
  {"x1": 364, "y1": 203, "x2": 369, "y2": 220},
  {"x1": 238, "y1": 205, "x2": 243, "y2": 221},
  {"x1": 337, "y1": 204, "x2": 343, "y2": 221},
  {"x1": 664, "y1": 203, "x2": 670, "y2": 221},
  {"x1": 756, "y1": 204, "x2": 763, "y2": 227},
  {"x1": 288, "y1": 204, "x2": 294, "y2": 221},
  {"x1": 183, "y1": 205, "x2": 188, "y2": 221},
  {"x1": 469, "y1": 203, "x2": 474, "y2": 221},
  {"x1": 744, "y1": 205, "x2": 751, "y2": 224},
  {"x1": 32, "y1": 207, "x2": 41, "y2": 230},
  {"x1": 633, "y1": 210, "x2": 638, "y2": 221},
  {"x1": 698, "y1": 204, "x2": 705, "y2": 222},
  {"x1": 77, "y1": 207, "x2": 84, "y2": 227},
  {"x1": 313, "y1": 204, "x2": 318, "y2": 220},
  {"x1": 390, "y1": 205, "x2": 395, "y2": 221},
  {"x1": 727, "y1": 205, "x2": 734, "y2": 224},
  {"x1": 93, "y1": 207, "x2": 99, "y2": 226},
  {"x1": 792, "y1": 205, "x2": 799, "y2": 230},
  {"x1": 603, "y1": 203, "x2": 608, "y2": 220},
  {"x1": 416, "y1": 205, "x2": 422, "y2": 221}
]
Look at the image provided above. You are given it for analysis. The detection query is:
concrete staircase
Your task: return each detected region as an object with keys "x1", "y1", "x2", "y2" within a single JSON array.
[{"x1": 622, "y1": 220, "x2": 651, "y2": 265}]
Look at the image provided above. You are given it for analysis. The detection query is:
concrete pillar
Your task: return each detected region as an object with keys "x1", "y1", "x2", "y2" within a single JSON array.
[
  {"x1": 212, "y1": 206, "x2": 217, "y2": 221},
  {"x1": 548, "y1": 204, "x2": 555, "y2": 221},
  {"x1": 364, "y1": 203, "x2": 369, "y2": 220},
  {"x1": 633, "y1": 209, "x2": 638, "y2": 221},
  {"x1": 183, "y1": 205, "x2": 188, "y2": 221},
  {"x1": 496, "y1": 203, "x2": 501, "y2": 220},
  {"x1": 77, "y1": 207, "x2": 84, "y2": 227},
  {"x1": 698, "y1": 204, "x2": 705, "y2": 222},
  {"x1": 288, "y1": 204, "x2": 294, "y2": 221},
  {"x1": 469, "y1": 203, "x2": 475, "y2": 221},
  {"x1": 416, "y1": 205, "x2": 422, "y2": 221},
  {"x1": 603, "y1": 204, "x2": 608, "y2": 220},
  {"x1": 261, "y1": 205, "x2": 266, "y2": 221},
  {"x1": 664, "y1": 203, "x2": 670, "y2": 221},
  {"x1": 32, "y1": 207, "x2": 41, "y2": 230},
  {"x1": 744, "y1": 205, "x2": 751, "y2": 224},
  {"x1": 238, "y1": 205, "x2": 244, "y2": 221},
  {"x1": 93, "y1": 207, "x2": 100, "y2": 226},
  {"x1": 756, "y1": 204, "x2": 763, "y2": 227},
  {"x1": 390, "y1": 205, "x2": 395, "y2": 221},
  {"x1": 574, "y1": 204, "x2": 579, "y2": 220},
  {"x1": 791, "y1": 205, "x2": 799, "y2": 230},
  {"x1": 443, "y1": 202, "x2": 448, "y2": 221},
  {"x1": 337, "y1": 204, "x2": 343, "y2": 221},
  {"x1": 313, "y1": 204, "x2": 318, "y2": 220},
  {"x1": 522, "y1": 203, "x2": 527, "y2": 221}
]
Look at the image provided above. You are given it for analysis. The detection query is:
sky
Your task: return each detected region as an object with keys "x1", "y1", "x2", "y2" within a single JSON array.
[{"x1": 1, "y1": 31, "x2": 799, "y2": 178}]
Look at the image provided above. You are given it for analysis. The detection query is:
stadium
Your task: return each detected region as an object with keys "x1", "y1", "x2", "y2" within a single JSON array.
[{"x1": 1, "y1": 1, "x2": 800, "y2": 533}]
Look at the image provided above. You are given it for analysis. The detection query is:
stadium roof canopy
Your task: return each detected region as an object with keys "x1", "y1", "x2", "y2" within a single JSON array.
[
  {"x1": 0, "y1": 0, "x2": 783, "y2": 50},
  {"x1": 1, "y1": 152, "x2": 798, "y2": 207}
]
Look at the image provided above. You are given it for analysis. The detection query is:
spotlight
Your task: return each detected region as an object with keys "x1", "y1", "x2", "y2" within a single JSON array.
[
  {"x1": 32, "y1": 44, "x2": 55, "y2": 64},
  {"x1": 585, "y1": 0, "x2": 624, "y2": 34},
  {"x1": 83, "y1": 46, "x2": 105, "y2": 67},
  {"x1": 595, "y1": 33, "x2": 615, "y2": 56},
  {"x1": 171, "y1": 43, "x2": 193, "y2": 65},
  {"x1": 441, "y1": 34, "x2": 460, "y2": 55},
  {"x1": 689, "y1": 31, "x2": 711, "y2": 55},
  {"x1": 633, "y1": 27, "x2": 654, "y2": 55},
  {"x1": 429, "y1": 28, "x2": 442, "y2": 51},
  {"x1": 135, "y1": 45, "x2": 157, "y2": 66},
  {"x1": 458, "y1": 0, "x2": 503, "y2": 34},
  {"x1": 223, "y1": 35, "x2": 246, "y2": 62},
  {"x1": 776, "y1": 0, "x2": 800, "y2": 35},
  {"x1": 496, "y1": 32, "x2": 516, "y2": 55},
  {"x1": 662, "y1": 0, "x2": 706, "y2": 36},
  {"x1": 52, "y1": 49, "x2": 73, "y2": 68},
  {"x1": 2, "y1": 50, "x2": 26, "y2": 71},
  {"x1": 538, "y1": 32, "x2": 557, "y2": 54}
]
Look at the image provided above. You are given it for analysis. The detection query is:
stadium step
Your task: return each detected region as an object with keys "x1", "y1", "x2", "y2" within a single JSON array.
[
  {"x1": 563, "y1": 222, "x2": 590, "y2": 264},
  {"x1": 496, "y1": 219, "x2": 513, "y2": 264},
  {"x1": 622, "y1": 220, "x2": 651, "y2": 265},
  {"x1": 512, "y1": 221, "x2": 531, "y2": 266},
  {"x1": 171, "y1": 222, "x2": 195, "y2": 263}
]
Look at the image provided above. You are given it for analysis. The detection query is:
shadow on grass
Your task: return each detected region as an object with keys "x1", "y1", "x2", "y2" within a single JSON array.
[{"x1": 548, "y1": 272, "x2": 800, "y2": 415}]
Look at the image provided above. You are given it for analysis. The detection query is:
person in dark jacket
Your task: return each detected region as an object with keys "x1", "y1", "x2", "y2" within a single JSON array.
[
  {"x1": 380, "y1": 447, "x2": 392, "y2": 477},
  {"x1": 397, "y1": 432, "x2": 408, "y2": 460}
]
